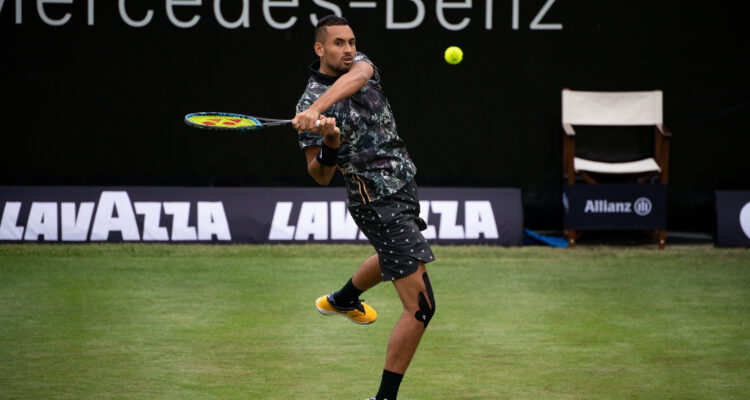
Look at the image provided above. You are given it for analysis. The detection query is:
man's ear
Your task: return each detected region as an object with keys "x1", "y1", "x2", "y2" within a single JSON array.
[{"x1": 314, "y1": 42, "x2": 324, "y2": 57}]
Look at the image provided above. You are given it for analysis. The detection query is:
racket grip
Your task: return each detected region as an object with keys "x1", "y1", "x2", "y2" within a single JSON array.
[{"x1": 315, "y1": 120, "x2": 321, "y2": 128}]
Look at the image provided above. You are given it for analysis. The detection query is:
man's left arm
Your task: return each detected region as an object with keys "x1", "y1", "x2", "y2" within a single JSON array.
[{"x1": 292, "y1": 61, "x2": 374, "y2": 132}]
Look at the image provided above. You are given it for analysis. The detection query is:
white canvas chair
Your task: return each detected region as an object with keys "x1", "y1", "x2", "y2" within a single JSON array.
[{"x1": 562, "y1": 88, "x2": 671, "y2": 248}]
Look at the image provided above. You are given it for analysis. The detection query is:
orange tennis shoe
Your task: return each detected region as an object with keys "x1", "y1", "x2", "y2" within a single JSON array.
[{"x1": 315, "y1": 293, "x2": 377, "y2": 325}]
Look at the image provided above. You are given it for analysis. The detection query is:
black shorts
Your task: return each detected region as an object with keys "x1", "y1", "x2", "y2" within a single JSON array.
[{"x1": 348, "y1": 179, "x2": 435, "y2": 281}]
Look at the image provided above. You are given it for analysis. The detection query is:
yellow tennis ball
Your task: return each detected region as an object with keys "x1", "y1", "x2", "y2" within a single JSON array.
[{"x1": 444, "y1": 46, "x2": 463, "y2": 65}]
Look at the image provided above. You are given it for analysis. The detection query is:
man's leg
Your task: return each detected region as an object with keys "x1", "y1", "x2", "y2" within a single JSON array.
[
  {"x1": 374, "y1": 261, "x2": 434, "y2": 400},
  {"x1": 333, "y1": 254, "x2": 381, "y2": 306},
  {"x1": 386, "y1": 261, "x2": 433, "y2": 372},
  {"x1": 352, "y1": 254, "x2": 382, "y2": 292}
]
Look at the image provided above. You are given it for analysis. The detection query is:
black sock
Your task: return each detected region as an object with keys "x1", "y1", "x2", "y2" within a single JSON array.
[
  {"x1": 332, "y1": 277, "x2": 363, "y2": 308},
  {"x1": 375, "y1": 369, "x2": 403, "y2": 400}
]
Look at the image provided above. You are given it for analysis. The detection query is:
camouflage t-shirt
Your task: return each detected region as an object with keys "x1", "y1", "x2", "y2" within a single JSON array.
[{"x1": 296, "y1": 52, "x2": 417, "y2": 205}]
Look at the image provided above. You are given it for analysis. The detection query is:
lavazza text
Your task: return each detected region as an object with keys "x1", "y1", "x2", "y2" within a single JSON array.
[{"x1": 0, "y1": 192, "x2": 232, "y2": 242}]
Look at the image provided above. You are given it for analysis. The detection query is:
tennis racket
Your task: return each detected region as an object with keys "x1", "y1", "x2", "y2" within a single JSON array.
[{"x1": 184, "y1": 112, "x2": 318, "y2": 132}]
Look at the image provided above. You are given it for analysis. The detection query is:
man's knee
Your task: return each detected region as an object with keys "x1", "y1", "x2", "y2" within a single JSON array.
[{"x1": 413, "y1": 272, "x2": 435, "y2": 328}]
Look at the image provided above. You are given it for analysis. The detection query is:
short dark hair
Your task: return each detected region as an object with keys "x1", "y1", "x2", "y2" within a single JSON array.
[{"x1": 315, "y1": 15, "x2": 350, "y2": 42}]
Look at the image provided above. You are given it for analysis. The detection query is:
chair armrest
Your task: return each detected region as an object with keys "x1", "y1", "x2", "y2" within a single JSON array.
[
  {"x1": 563, "y1": 123, "x2": 576, "y2": 136},
  {"x1": 656, "y1": 124, "x2": 672, "y2": 137}
]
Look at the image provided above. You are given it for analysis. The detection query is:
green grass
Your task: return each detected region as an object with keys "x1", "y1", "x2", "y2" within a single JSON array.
[{"x1": 1, "y1": 244, "x2": 749, "y2": 399}]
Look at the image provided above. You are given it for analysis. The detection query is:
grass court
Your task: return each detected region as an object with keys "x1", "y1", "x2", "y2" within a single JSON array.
[{"x1": 1, "y1": 244, "x2": 749, "y2": 399}]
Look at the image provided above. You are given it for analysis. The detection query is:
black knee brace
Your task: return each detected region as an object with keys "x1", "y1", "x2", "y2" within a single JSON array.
[{"x1": 414, "y1": 272, "x2": 435, "y2": 328}]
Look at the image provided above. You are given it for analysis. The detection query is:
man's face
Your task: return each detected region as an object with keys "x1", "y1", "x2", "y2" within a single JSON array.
[{"x1": 315, "y1": 25, "x2": 356, "y2": 76}]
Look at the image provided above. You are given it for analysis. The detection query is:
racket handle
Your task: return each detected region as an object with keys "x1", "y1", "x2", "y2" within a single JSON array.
[{"x1": 315, "y1": 120, "x2": 321, "y2": 128}]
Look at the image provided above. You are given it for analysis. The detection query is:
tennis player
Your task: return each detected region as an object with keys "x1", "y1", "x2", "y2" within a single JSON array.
[{"x1": 292, "y1": 15, "x2": 436, "y2": 400}]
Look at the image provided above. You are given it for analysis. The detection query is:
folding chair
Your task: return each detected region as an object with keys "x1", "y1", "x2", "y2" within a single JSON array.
[{"x1": 562, "y1": 89, "x2": 671, "y2": 249}]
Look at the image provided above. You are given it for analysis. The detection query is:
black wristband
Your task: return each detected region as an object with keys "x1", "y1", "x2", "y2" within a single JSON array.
[{"x1": 316, "y1": 142, "x2": 339, "y2": 166}]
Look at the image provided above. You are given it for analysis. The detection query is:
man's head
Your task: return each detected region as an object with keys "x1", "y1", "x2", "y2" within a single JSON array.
[{"x1": 314, "y1": 15, "x2": 356, "y2": 76}]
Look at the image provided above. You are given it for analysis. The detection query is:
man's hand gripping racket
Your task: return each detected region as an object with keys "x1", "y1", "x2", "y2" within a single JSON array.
[
  {"x1": 293, "y1": 109, "x2": 340, "y2": 140},
  {"x1": 300, "y1": 115, "x2": 341, "y2": 141}
]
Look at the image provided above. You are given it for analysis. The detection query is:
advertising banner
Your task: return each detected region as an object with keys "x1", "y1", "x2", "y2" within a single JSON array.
[
  {"x1": 563, "y1": 184, "x2": 667, "y2": 230},
  {"x1": 0, "y1": 186, "x2": 523, "y2": 245},
  {"x1": 715, "y1": 191, "x2": 750, "y2": 247}
]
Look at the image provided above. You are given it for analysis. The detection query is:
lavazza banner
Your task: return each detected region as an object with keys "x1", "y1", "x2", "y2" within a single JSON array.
[
  {"x1": 563, "y1": 184, "x2": 667, "y2": 230},
  {"x1": 715, "y1": 191, "x2": 750, "y2": 248},
  {"x1": 0, "y1": 186, "x2": 523, "y2": 245}
]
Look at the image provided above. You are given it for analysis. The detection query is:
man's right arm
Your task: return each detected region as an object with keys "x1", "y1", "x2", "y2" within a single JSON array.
[
  {"x1": 292, "y1": 61, "x2": 374, "y2": 133},
  {"x1": 303, "y1": 116, "x2": 341, "y2": 186}
]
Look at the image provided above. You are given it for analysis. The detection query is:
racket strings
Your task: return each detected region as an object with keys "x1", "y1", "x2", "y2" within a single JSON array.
[{"x1": 188, "y1": 114, "x2": 260, "y2": 128}]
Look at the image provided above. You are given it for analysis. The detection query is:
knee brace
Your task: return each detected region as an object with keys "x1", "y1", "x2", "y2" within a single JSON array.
[{"x1": 414, "y1": 272, "x2": 435, "y2": 328}]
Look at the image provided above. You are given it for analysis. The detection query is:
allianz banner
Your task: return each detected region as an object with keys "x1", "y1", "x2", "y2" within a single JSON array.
[
  {"x1": 715, "y1": 191, "x2": 750, "y2": 248},
  {"x1": 563, "y1": 184, "x2": 667, "y2": 230},
  {"x1": 0, "y1": 186, "x2": 523, "y2": 245}
]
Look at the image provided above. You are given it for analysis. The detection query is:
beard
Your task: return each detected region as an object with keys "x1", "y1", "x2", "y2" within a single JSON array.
[{"x1": 325, "y1": 59, "x2": 352, "y2": 75}]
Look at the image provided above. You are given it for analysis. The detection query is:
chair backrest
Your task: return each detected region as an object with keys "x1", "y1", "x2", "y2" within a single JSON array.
[{"x1": 562, "y1": 89, "x2": 663, "y2": 126}]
